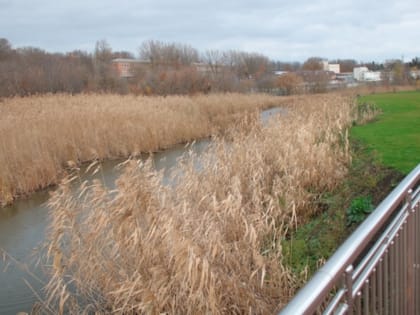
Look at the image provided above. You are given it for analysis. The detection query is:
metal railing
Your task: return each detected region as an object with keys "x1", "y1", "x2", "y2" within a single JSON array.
[{"x1": 279, "y1": 163, "x2": 420, "y2": 315}]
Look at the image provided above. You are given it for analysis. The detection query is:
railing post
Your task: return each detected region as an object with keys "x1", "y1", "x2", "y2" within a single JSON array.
[
  {"x1": 406, "y1": 189, "x2": 414, "y2": 315},
  {"x1": 345, "y1": 265, "x2": 354, "y2": 314}
]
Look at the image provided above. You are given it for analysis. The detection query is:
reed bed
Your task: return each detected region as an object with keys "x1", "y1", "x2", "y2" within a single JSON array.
[
  {"x1": 341, "y1": 84, "x2": 418, "y2": 97},
  {"x1": 42, "y1": 94, "x2": 357, "y2": 314},
  {"x1": 0, "y1": 93, "x2": 284, "y2": 206}
]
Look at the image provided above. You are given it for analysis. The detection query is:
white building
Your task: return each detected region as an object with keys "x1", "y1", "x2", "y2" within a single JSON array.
[
  {"x1": 353, "y1": 67, "x2": 369, "y2": 81},
  {"x1": 410, "y1": 70, "x2": 420, "y2": 79},
  {"x1": 274, "y1": 70, "x2": 288, "y2": 76},
  {"x1": 363, "y1": 71, "x2": 382, "y2": 82},
  {"x1": 321, "y1": 61, "x2": 340, "y2": 74},
  {"x1": 353, "y1": 67, "x2": 382, "y2": 82},
  {"x1": 328, "y1": 64, "x2": 340, "y2": 74}
]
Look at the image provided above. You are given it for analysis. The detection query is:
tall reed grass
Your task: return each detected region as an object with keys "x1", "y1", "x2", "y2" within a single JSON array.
[
  {"x1": 42, "y1": 94, "x2": 357, "y2": 314},
  {"x1": 0, "y1": 93, "x2": 284, "y2": 206},
  {"x1": 341, "y1": 84, "x2": 418, "y2": 97}
]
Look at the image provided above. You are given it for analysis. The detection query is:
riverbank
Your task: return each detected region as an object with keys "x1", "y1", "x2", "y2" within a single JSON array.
[
  {"x1": 282, "y1": 140, "x2": 404, "y2": 283},
  {"x1": 41, "y1": 93, "x2": 357, "y2": 313},
  {"x1": 282, "y1": 90, "x2": 419, "y2": 290},
  {"x1": 0, "y1": 93, "x2": 286, "y2": 207}
]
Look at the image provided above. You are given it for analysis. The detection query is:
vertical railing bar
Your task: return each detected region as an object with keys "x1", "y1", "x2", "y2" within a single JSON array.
[
  {"x1": 416, "y1": 204, "x2": 420, "y2": 315},
  {"x1": 414, "y1": 202, "x2": 420, "y2": 314},
  {"x1": 402, "y1": 227, "x2": 406, "y2": 315},
  {"x1": 399, "y1": 230, "x2": 404, "y2": 315},
  {"x1": 396, "y1": 233, "x2": 400, "y2": 314},
  {"x1": 390, "y1": 241, "x2": 396, "y2": 314},
  {"x1": 401, "y1": 227, "x2": 405, "y2": 315},
  {"x1": 378, "y1": 259, "x2": 383, "y2": 315},
  {"x1": 403, "y1": 222, "x2": 408, "y2": 315},
  {"x1": 406, "y1": 189, "x2": 414, "y2": 315},
  {"x1": 371, "y1": 269, "x2": 376, "y2": 314},
  {"x1": 363, "y1": 281, "x2": 369, "y2": 315},
  {"x1": 384, "y1": 250, "x2": 389, "y2": 315},
  {"x1": 345, "y1": 265, "x2": 353, "y2": 314},
  {"x1": 355, "y1": 292, "x2": 361, "y2": 315}
]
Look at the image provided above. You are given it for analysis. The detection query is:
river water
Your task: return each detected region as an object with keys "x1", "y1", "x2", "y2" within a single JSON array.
[{"x1": 0, "y1": 108, "x2": 283, "y2": 314}]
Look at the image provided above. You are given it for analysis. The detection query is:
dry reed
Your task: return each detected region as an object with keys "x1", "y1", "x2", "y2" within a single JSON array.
[
  {"x1": 341, "y1": 84, "x2": 418, "y2": 97},
  {"x1": 0, "y1": 93, "x2": 284, "y2": 206},
  {"x1": 42, "y1": 93, "x2": 357, "y2": 314}
]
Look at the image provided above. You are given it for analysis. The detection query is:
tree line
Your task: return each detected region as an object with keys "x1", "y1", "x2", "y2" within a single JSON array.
[{"x1": 0, "y1": 38, "x2": 418, "y2": 97}]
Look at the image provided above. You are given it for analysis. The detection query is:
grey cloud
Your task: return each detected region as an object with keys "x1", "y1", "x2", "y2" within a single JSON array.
[{"x1": 1, "y1": 0, "x2": 419, "y2": 61}]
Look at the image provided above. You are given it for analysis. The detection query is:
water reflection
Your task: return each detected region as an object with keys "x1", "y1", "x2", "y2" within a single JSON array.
[{"x1": 0, "y1": 192, "x2": 49, "y2": 314}]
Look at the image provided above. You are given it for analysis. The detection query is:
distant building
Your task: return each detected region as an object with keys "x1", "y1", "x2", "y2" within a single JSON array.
[
  {"x1": 328, "y1": 64, "x2": 340, "y2": 74},
  {"x1": 112, "y1": 58, "x2": 150, "y2": 78},
  {"x1": 353, "y1": 67, "x2": 369, "y2": 81},
  {"x1": 353, "y1": 67, "x2": 382, "y2": 82},
  {"x1": 321, "y1": 60, "x2": 340, "y2": 74},
  {"x1": 336, "y1": 72, "x2": 354, "y2": 82},
  {"x1": 273, "y1": 70, "x2": 288, "y2": 76},
  {"x1": 410, "y1": 70, "x2": 420, "y2": 79},
  {"x1": 363, "y1": 71, "x2": 382, "y2": 82}
]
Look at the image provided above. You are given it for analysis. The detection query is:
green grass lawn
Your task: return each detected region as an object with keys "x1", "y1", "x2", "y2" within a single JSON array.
[{"x1": 351, "y1": 90, "x2": 420, "y2": 174}]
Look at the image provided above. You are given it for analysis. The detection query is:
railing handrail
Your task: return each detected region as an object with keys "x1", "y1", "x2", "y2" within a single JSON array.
[{"x1": 279, "y1": 163, "x2": 420, "y2": 315}]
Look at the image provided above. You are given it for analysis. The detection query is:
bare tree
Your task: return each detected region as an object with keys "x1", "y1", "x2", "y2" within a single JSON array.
[
  {"x1": 273, "y1": 61, "x2": 301, "y2": 72},
  {"x1": 242, "y1": 52, "x2": 272, "y2": 79},
  {"x1": 139, "y1": 40, "x2": 199, "y2": 68},
  {"x1": 112, "y1": 51, "x2": 135, "y2": 59},
  {"x1": 276, "y1": 73, "x2": 304, "y2": 95},
  {"x1": 385, "y1": 60, "x2": 409, "y2": 85},
  {"x1": 94, "y1": 39, "x2": 117, "y2": 91},
  {"x1": 302, "y1": 57, "x2": 324, "y2": 71},
  {"x1": 336, "y1": 59, "x2": 357, "y2": 73},
  {"x1": 219, "y1": 50, "x2": 271, "y2": 79},
  {"x1": 202, "y1": 50, "x2": 224, "y2": 76},
  {"x1": 0, "y1": 38, "x2": 12, "y2": 60}
]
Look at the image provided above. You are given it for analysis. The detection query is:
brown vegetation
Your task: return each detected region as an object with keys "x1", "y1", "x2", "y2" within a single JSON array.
[
  {"x1": 342, "y1": 84, "x2": 419, "y2": 96},
  {"x1": 275, "y1": 73, "x2": 304, "y2": 95},
  {"x1": 41, "y1": 93, "x2": 356, "y2": 314},
  {"x1": 0, "y1": 93, "x2": 284, "y2": 206},
  {"x1": 2, "y1": 37, "x2": 418, "y2": 98}
]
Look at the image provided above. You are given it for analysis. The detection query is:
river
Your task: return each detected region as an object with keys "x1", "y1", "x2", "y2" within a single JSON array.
[{"x1": 0, "y1": 108, "x2": 283, "y2": 314}]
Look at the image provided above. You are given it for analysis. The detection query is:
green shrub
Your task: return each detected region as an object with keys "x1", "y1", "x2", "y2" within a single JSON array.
[{"x1": 347, "y1": 196, "x2": 374, "y2": 225}]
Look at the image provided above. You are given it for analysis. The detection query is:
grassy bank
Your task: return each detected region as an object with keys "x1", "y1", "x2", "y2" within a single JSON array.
[
  {"x1": 281, "y1": 140, "x2": 404, "y2": 281},
  {"x1": 41, "y1": 94, "x2": 357, "y2": 314},
  {"x1": 351, "y1": 90, "x2": 420, "y2": 173},
  {"x1": 282, "y1": 90, "x2": 418, "y2": 286},
  {"x1": 0, "y1": 93, "x2": 286, "y2": 206}
]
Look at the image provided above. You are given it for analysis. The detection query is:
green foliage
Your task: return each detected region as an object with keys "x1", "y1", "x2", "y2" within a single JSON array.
[
  {"x1": 282, "y1": 209, "x2": 345, "y2": 279},
  {"x1": 282, "y1": 139, "x2": 404, "y2": 283},
  {"x1": 346, "y1": 196, "x2": 374, "y2": 226}
]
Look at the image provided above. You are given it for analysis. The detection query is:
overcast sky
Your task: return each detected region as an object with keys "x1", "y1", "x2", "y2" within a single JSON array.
[{"x1": 1, "y1": 0, "x2": 419, "y2": 62}]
